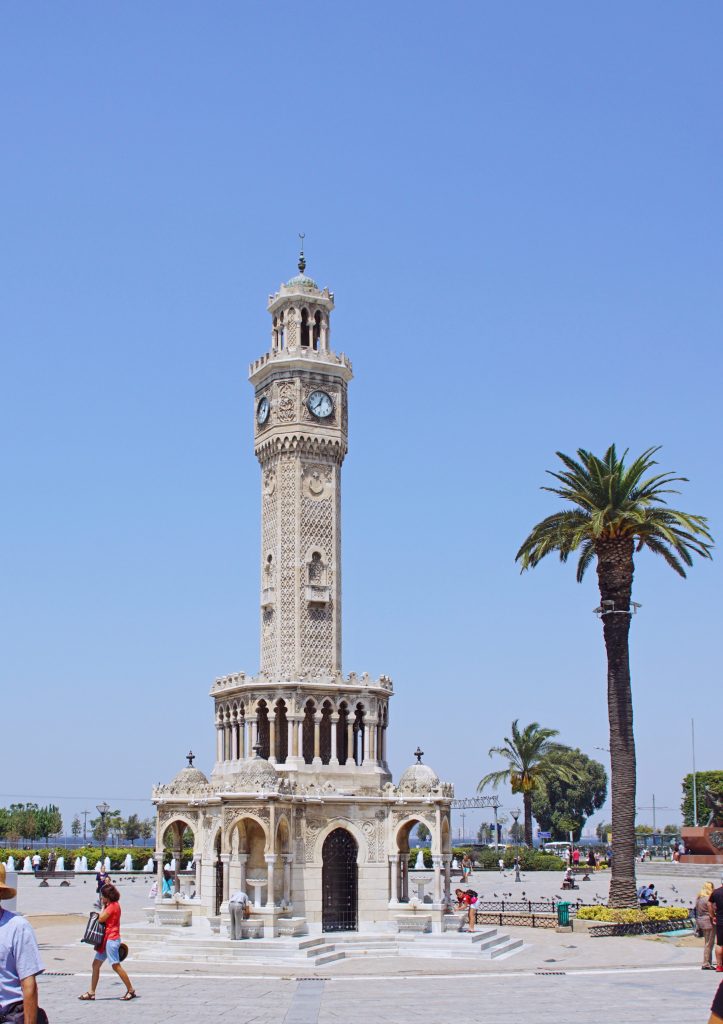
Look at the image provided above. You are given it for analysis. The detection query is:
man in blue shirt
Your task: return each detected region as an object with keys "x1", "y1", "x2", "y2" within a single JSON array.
[{"x1": 0, "y1": 864, "x2": 47, "y2": 1024}]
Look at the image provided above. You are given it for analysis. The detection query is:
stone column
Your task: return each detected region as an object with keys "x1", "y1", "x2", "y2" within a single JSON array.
[
  {"x1": 288, "y1": 716, "x2": 295, "y2": 757},
  {"x1": 313, "y1": 713, "x2": 322, "y2": 764},
  {"x1": 389, "y1": 854, "x2": 399, "y2": 903},
  {"x1": 239, "y1": 718, "x2": 246, "y2": 759},
  {"x1": 269, "y1": 715, "x2": 277, "y2": 763},
  {"x1": 381, "y1": 725, "x2": 387, "y2": 763},
  {"x1": 250, "y1": 714, "x2": 258, "y2": 750},
  {"x1": 238, "y1": 853, "x2": 248, "y2": 894},
  {"x1": 443, "y1": 856, "x2": 452, "y2": 907},
  {"x1": 401, "y1": 855, "x2": 408, "y2": 902},
  {"x1": 346, "y1": 720, "x2": 354, "y2": 766},
  {"x1": 221, "y1": 853, "x2": 230, "y2": 904},
  {"x1": 265, "y1": 853, "x2": 277, "y2": 908},
  {"x1": 367, "y1": 719, "x2": 377, "y2": 762},
  {"x1": 432, "y1": 855, "x2": 442, "y2": 903},
  {"x1": 231, "y1": 721, "x2": 238, "y2": 761},
  {"x1": 172, "y1": 840, "x2": 182, "y2": 892},
  {"x1": 194, "y1": 853, "x2": 202, "y2": 898},
  {"x1": 282, "y1": 854, "x2": 293, "y2": 907},
  {"x1": 154, "y1": 849, "x2": 164, "y2": 904},
  {"x1": 329, "y1": 714, "x2": 339, "y2": 766},
  {"x1": 216, "y1": 724, "x2": 223, "y2": 762}
]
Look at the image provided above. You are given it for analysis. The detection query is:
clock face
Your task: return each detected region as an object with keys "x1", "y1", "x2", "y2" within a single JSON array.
[
  {"x1": 307, "y1": 390, "x2": 334, "y2": 419},
  {"x1": 256, "y1": 396, "x2": 270, "y2": 425}
]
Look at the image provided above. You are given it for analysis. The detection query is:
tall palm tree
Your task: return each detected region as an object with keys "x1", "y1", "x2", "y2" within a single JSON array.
[
  {"x1": 477, "y1": 720, "x2": 575, "y2": 846},
  {"x1": 516, "y1": 446, "x2": 713, "y2": 906}
]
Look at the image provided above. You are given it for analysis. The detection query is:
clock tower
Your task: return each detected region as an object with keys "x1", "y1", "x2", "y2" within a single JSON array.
[
  {"x1": 250, "y1": 248, "x2": 351, "y2": 681},
  {"x1": 152, "y1": 251, "x2": 456, "y2": 939}
]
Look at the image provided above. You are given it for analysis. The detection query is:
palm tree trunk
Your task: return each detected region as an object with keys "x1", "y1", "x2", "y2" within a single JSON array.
[
  {"x1": 523, "y1": 790, "x2": 533, "y2": 847},
  {"x1": 596, "y1": 537, "x2": 637, "y2": 907}
]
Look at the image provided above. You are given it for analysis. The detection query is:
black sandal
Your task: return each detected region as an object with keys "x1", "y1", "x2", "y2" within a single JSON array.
[{"x1": 121, "y1": 991, "x2": 137, "y2": 1001}]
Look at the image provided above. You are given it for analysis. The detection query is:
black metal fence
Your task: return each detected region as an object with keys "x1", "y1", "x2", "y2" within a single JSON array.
[{"x1": 475, "y1": 899, "x2": 581, "y2": 917}]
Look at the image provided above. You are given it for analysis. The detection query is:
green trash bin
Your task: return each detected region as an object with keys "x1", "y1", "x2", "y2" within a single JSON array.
[{"x1": 557, "y1": 901, "x2": 571, "y2": 927}]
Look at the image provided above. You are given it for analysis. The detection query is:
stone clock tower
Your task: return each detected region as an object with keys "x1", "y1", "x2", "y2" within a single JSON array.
[
  {"x1": 250, "y1": 249, "x2": 350, "y2": 681},
  {"x1": 151, "y1": 252, "x2": 454, "y2": 940}
]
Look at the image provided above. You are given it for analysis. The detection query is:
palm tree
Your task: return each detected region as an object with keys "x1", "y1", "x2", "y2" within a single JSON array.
[
  {"x1": 477, "y1": 720, "x2": 575, "y2": 846},
  {"x1": 516, "y1": 446, "x2": 713, "y2": 906}
]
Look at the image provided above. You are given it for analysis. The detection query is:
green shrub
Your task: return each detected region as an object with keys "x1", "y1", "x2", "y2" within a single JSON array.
[
  {"x1": 462, "y1": 847, "x2": 563, "y2": 871},
  {"x1": 0, "y1": 846, "x2": 156, "y2": 871},
  {"x1": 577, "y1": 905, "x2": 689, "y2": 923}
]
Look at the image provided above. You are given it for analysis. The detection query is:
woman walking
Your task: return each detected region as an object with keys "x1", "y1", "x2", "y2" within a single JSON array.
[
  {"x1": 697, "y1": 882, "x2": 716, "y2": 970},
  {"x1": 79, "y1": 883, "x2": 137, "y2": 1001}
]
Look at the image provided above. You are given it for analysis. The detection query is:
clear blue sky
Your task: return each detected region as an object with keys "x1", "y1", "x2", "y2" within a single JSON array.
[{"x1": 2, "y1": 2, "x2": 721, "y2": 839}]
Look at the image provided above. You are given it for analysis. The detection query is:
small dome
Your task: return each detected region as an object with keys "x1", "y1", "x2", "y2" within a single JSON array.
[
  {"x1": 228, "y1": 756, "x2": 278, "y2": 792},
  {"x1": 170, "y1": 766, "x2": 209, "y2": 788},
  {"x1": 285, "y1": 272, "x2": 319, "y2": 291},
  {"x1": 398, "y1": 761, "x2": 440, "y2": 795}
]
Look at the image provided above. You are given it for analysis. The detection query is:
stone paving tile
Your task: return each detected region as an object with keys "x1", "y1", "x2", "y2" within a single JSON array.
[{"x1": 37, "y1": 970, "x2": 722, "y2": 1024}]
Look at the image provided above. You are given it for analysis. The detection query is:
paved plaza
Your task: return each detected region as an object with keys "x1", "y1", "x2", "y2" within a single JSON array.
[{"x1": 11, "y1": 869, "x2": 722, "y2": 1022}]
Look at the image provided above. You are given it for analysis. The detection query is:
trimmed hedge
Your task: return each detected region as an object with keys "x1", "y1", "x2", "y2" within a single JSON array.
[
  {"x1": 0, "y1": 846, "x2": 156, "y2": 871},
  {"x1": 577, "y1": 905, "x2": 690, "y2": 923}
]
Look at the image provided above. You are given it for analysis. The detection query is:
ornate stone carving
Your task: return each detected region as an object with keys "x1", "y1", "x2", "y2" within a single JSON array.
[
  {"x1": 361, "y1": 819, "x2": 377, "y2": 862},
  {"x1": 304, "y1": 818, "x2": 324, "y2": 861},
  {"x1": 277, "y1": 381, "x2": 296, "y2": 424}
]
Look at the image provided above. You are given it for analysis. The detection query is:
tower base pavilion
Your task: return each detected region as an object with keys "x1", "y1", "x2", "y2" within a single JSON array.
[{"x1": 151, "y1": 253, "x2": 453, "y2": 937}]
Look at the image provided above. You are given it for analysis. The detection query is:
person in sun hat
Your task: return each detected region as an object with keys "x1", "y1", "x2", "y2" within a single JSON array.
[{"x1": 0, "y1": 862, "x2": 47, "y2": 1023}]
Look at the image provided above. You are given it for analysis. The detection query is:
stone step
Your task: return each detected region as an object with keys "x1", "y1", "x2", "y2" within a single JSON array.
[
  {"x1": 489, "y1": 937, "x2": 524, "y2": 959},
  {"x1": 305, "y1": 943, "x2": 336, "y2": 958},
  {"x1": 313, "y1": 951, "x2": 347, "y2": 966},
  {"x1": 476, "y1": 932, "x2": 508, "y2": 952}
]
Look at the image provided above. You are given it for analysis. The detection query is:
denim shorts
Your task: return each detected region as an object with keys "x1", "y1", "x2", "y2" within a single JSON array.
[{"x1": 95, "y1": 939, "x2": 122, "y2": 965}]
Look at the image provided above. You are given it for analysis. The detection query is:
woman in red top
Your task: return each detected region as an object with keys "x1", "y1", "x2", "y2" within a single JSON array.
[
  {"x1": 79, "y1": 883, "x2": 136, "y2": 1001},
  {"x1": 455, "y1": 887, "x2": 479, "y2": 932}
]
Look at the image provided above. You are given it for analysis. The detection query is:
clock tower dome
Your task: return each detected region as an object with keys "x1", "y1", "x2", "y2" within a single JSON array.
[{"x1": 249, "y1": 247, "x2": 351, "y2": 681}]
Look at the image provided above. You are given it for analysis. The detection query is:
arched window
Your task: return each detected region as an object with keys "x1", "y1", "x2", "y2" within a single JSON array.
[
  {"x1": 308, "y1": 551, "x2": 323, "y2": 584},
  {"x1": 279, "y1": 310, "x2": 285, "y2": 349},
  {"x1": 302, "y1": 700, "x2": 316, "y2": 764},
  {"x1": 275, "y1": 700, "x2": 288, "y2": 764},
  {"x1": 337, "y1": 702, "x2": 348, "y2": 764},
  {"x1": 353, "y1": 704, "x2": 365, "y2": 766},
  {"x1": 320, "y1": 701, "x2": 333, "y2": 765},
  {"x1": 257, "y1": 701, "x2": 270, "y2": 759},
  {"x1": 313, "y1": 311, "x2": 321, "y2": 351},
  {"x1": 300, "y1": 308, "x2": 310, "y2": 347},
  {"x1": 273, "y1": 316, "x2": 279, "y2": 350}
]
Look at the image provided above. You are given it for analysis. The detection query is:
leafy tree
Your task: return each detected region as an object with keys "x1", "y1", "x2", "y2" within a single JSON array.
[
  {"x1": 91, "y1": 816, "x2": 109, "y2": 844},
  {"x1": 509, "y1": 821, "x2": 524, "y2": 843},
  {"x1": 596, "y1": 822, "x2": 611, "y2": 842},
  {"x1": 415, "y1": 823, "x2": 431, "y2": 844},
  {"x1": 139, "y1": 819, "x2": 154, "y2": 844},
  {"x1": 531, "y1": 748, "x2": 607, "y2": 841},
  {"x1": 477, "y1": 720, "x2": 576, "y2": 847},
  {"x1": 662, "y1": 824, "x2": 679, "y2": 835},
  {"x1": 71, "y1": 816, "x2": 82, "y2": 839},
  {"x1": 10, "y1": 804, "x2": 39, "y2": 844},
  {"x1": 107, "y1": 811, "x2": 123, "y2": 846},
  {"x1": 516, "y1": 446, "x2": 713, "y2": 907},
  {"x1": 681, "y1": 771, "x2": 723, "y2": 827},
  {"x1": 0, "y1": 808, "x2": 10, "y2": 840},
  {"x1": 36, "y1": 805, "x2": 63, "y2": 843},
  {"x1": 635, "y1": 824, "x2": 653, "y2": 835},
  {"x1": 124, "y1": 814, "x2": 141, "y2": 846}
]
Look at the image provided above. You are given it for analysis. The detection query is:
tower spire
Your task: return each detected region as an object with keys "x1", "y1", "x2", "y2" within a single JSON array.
[{"x1": 298, "y1": 232, "x2": 306, "y2": 274}]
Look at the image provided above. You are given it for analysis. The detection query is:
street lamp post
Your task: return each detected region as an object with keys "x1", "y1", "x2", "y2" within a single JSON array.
[
  {"x1": 96, "y1": 802, "x2": 110, "y2": 870},
  {"x1": 511, "y1": 808, "x2": 521, "y2": 883}
]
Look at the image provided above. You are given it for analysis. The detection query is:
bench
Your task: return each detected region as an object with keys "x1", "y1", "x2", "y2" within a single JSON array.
[{"x1": 38, "y1": 870, "x2": 75, "y2": 887}]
